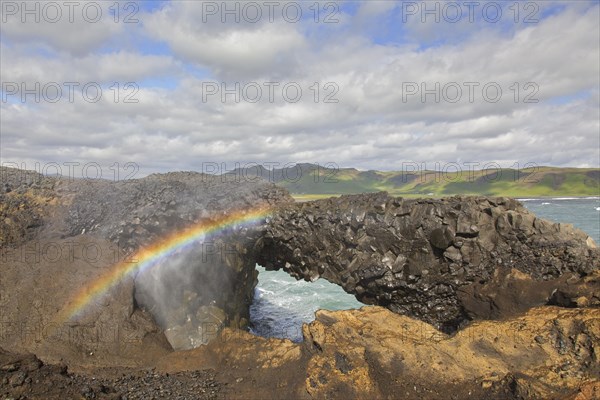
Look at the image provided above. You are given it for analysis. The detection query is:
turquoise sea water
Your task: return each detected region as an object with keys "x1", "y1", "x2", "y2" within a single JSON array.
[
  {"x1": 250, "y1": 197, "x2": 600, "y2": 341},
  {"x1": 249, "y1": 266, "x2": 363, "y2": 342}
]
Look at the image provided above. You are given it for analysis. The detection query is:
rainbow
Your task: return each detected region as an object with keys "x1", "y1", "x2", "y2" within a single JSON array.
[{"x1": 55, "y1": 206, "x2": 272, "y2": 324}]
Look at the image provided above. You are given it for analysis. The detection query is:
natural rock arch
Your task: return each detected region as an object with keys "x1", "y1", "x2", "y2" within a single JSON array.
[{"x1": 257, "y1": 193, "x2": 600, "y2": 331}]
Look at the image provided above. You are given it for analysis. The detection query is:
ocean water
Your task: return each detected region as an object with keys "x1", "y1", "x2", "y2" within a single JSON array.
[
  {"x1": 519, "y1": 197, "x2": 600, "y2": 243},
  {"x1": 249, "y1": 266, "x2": 363, "y2": 342},
  {"x1": 249, "y1": 197, "x2": 600, "y2": 341}
]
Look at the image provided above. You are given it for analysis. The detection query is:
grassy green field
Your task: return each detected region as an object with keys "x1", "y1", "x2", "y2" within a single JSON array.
[{"x1": 271, "y1": 164, "x2": 600, "y2": 199}]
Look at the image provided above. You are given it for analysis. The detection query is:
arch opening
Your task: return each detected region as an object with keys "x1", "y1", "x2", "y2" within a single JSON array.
[{"x1": 249, "y1": 265, "x2": 363, "y2": 342}]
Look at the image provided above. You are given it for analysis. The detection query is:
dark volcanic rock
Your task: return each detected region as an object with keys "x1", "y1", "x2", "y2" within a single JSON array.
[
  {"x1": 257, "y1": 192, "x2": 600, "y2": 331},
  {"x1": 0, "y1": 168, "x2": 56, "y2": 248}
]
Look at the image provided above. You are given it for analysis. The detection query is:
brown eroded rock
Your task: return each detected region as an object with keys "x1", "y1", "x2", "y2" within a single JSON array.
[
  {"x1": 148, "y1": 306, "x2": 600, "y2": 399},
  {"x1": 302, "y1": 306, "x2": 600, "y2": 399},
  {"x1": 156, "y1": 328, "x2": 308, "y2": 399},
  {"x1": 562, "y1": 381, "x2": 600, "y2": 400},
  {"x1": 5, "y1": 308, "x2": 597, "y2": 400},
  {"x1": 0, "y1": 235, "x2": 173, "y2": 370},
  {"x1": 0, "y1": 181, "x2": 55, "y2": 248}
]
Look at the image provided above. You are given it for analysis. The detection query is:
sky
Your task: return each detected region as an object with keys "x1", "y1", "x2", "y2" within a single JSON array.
[{"x1": 1, "y1": 0, "x2": 599, "y2": 177}]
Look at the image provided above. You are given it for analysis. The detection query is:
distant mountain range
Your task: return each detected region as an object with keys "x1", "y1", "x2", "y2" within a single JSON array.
[{"x1": 225, "y1": 163, "x2": 600, "y2": 199}]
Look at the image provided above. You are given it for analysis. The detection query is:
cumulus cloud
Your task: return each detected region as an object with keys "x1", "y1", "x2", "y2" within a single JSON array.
[
  {"x1": 1, "y1": 45, "x2": 177, "y2": 84},
  {"x1": 0, "y1": 0, "x2": 125, "y2": 55},
  {"x1": 142, "y1": 1, "x2": 308, "y2": 80},
  {"x1": 1, "y1": 0, "x2": 598, "y2": 173}
]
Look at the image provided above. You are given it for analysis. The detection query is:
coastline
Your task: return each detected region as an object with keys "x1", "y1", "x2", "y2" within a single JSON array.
[{"x1": 293, "y1": 193, "x2": 600, "y2": 202}]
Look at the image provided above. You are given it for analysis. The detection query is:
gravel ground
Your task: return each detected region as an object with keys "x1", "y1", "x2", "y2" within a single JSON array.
[{"x1": 0, "y1": 350, "x2": 222, "y2": 400}]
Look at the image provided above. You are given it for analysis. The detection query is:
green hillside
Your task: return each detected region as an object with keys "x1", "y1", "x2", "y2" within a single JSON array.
[{"x1": 236, "y1": 164, "x2": 600, "y2": 199}]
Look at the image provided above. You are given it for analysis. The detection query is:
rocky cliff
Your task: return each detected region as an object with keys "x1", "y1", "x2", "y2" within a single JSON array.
[
  {"x1": 258, "y1": 192, "x2": 599, "y2": 331},
  {"x1": 1, "y1": 167, "x2": 599, "y2": 399}
]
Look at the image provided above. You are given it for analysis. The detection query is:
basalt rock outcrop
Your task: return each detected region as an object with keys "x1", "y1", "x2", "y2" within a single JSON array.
[{"x1": 258, "y1": 192, "x2": 600, "y2": 331}]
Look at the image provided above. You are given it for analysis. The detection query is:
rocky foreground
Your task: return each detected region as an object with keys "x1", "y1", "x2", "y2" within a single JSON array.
[
  {"x1": 2, "y1": 305, "x2": 599, "y2": 399},
  {"x1": 1, "y1": 166, "x2": 599, "y2": 399},
  {"x1": 1, "y1": 348, "x2": 220, "y2": 400}
]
